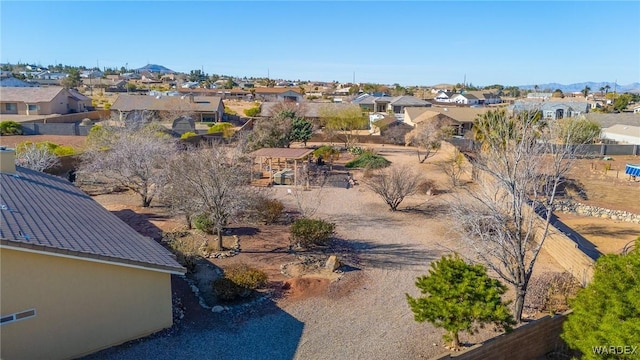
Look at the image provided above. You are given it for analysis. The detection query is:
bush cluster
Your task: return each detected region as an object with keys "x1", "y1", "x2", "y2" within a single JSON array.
[
  {"x1": 290, "y1": 218, "x2": 335, "y2": 248},
  {"x1": 212, "y1": 264, "x2": 268, "y2": 301},
  {"x1": 345, "y1": 151, "x2": 390, "y2": 169},
  {"x1": 180, "y1": 131, "x2": 198, "y2": 140},
  {"x1": 0, "y1": 121, "x2": 22, "y2": 135},
  {"x1": 16, "y1": 141, "x2": 75, "y2": 156},
  {"x1": 193, "y1": 213, "x2": 214, "y2": 234},
  {"x1": 161, "y1": 231, "x2": 199, "y2": 273},
  {"x1": 243, "y1": 106, "x2": 261, "y2": 117},
  {"x1": 254, "y1": 197, "x2": 284, "y2": 224},
  {"x1": 207, "y1": 122, "x2": 234, "y2": 138}
]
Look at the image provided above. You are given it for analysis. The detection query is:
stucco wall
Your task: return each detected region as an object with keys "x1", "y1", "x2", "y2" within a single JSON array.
[{"x1": 0, "y1": 248, "x2": 173, "y2": 360}]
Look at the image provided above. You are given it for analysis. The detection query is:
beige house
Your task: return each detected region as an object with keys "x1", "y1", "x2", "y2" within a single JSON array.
[
  {"x1": 0, "y1": 148, "x2": 185, "y2": 360},
  {"x1": 0, "y1": 86, "x2": 91, "y2": 116},
  {"x1": 111, "y1": 93, "x2": 225, "y2": 123}
]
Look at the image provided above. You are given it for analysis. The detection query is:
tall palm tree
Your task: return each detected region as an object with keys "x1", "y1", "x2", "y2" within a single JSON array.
[
  {"x1": 604, "y1": 84, "x2": 610, "y2": 95},
  {"x1": 599, "y1": 86, "x2": 605, "y2": 96},
  {"x1": 582, "y1": 85, "x2": 591, "y2": 98}
]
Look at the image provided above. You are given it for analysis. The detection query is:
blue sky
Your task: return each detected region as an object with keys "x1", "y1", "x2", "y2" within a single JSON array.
[{"x1": 1, "y1": 1, "x2": 639, "y2": 87}]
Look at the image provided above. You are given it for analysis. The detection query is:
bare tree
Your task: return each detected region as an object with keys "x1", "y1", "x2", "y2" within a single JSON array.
[
  {"x1": 440, "y1": 149, "x2": 467, "y2": 187},
  {"x1": 365, "y1": 165, "x2": 422, "y2": 211},
  {"x1": 80, "y1": 124, "x2": 178, "y2": 207},
  {"x1": 451, "y1": 110, "x2": 594, "y2": 322},
  {"x1": 406, "y1": 121, "x2": 451, "y2": 163},
  {"x1": 15, "y1": 143, "x2": 60, "y2": 172},
  {"x1": 165, "y1": 145, "x2": 256, "y2": 250},
  {"x1": 290, "y1": 163, "x2": 328, "y2": 217}
]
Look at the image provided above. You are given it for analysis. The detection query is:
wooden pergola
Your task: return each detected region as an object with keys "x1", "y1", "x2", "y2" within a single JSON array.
[{"x1": 250, "y1": 148, "x2": 314, "y2": 187}]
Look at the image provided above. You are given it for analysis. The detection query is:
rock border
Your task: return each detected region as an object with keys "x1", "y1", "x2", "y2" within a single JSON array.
[{"x1": 552, "y1": 200, "x2": 640, "y2": 223}]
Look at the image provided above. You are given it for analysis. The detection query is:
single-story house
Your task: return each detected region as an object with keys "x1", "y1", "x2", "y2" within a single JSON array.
[
  {"x1": 404, "y1": 106, "x2": 491, "y2": 136},
  {"x1": 352, "y1": 94, "x2": 431, "y2": 120},
  {"x1": 111, "y1": 93, "x2": 224, "y2": 122},
  {"x1": 511, "y1": 99, "x2": 589, "y2": 120},
  {"x1": 177, "y1": 88, "x2": 250, "y2": 100},
  {"x1": 434, "y1": 91, "x2": 455, "y2": 102},
  {"x1": 371, "y1": 115, "x2": 413, "y2": 138},
  {"x1": 0, "y1": 77, "x2": 38, "y2": 87},
  {"x1": 0, "y1": 86, "x2": 91, "y2": 115},
  {"x1": 253, "y1": 87, "x2": 303, "y2": 102},
  {"x1": 0, "y1": 148, "x2": 185, "y2": 360},
  {"x1": 600, "y1": 124, "x2": 640, "y2": 144},
  {"x1": 403, "y1": 107, "x2": 465, "y2": 136},
  {"x1": 81, "y1": 78, "x2": 127, "y2": 92},
  {"x1": 450, "y1": 91, "x2": 502, "y2": 105},
  {"x1": 632, "y1": 105, "x2": 640, "y2": 114}
]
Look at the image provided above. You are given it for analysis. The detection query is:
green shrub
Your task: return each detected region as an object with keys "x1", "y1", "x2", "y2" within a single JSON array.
[
  {"x1": 104, "y1": 103, "x2": 111, "y2": 110},
  {"x1": 193, "y1": 213, "x2": 214, "y2": 234},
  {"x1": 180, "y1": 131, "x2": 198, "y2": 139},
  {"x1": 254, "y1": 198, "x2": 284, "y2": 224},
  {"x1": 290, "y1": 218, "x2": 335, "y2": 248},
  {"x1": 212, "y1": 277, "x2": 246, "y2": 301},
  {"x1": 224, "y1": 106, "x2": 237, "y2": 115},
  {"x1": 53, "y1": 145, "x2": 75, "y2": 156},
  {"x1": 345, "y1": 151, "x2": 390, "y2": 169},
  {"x1": 225, "y1": 263, "x2": 268, "y2": 290},
  {"x1": 207, "y1": 122, "x2": 234, "y2": 138},
  {"x1": 0, "y1": 121, "x2": 22, "y2": 135},
  {"x1": 243, "y1": 106, "x2": 261, "y2": 117},
  {"x1": 212, "y1": 264, "x2": 268, "y2": 301}
]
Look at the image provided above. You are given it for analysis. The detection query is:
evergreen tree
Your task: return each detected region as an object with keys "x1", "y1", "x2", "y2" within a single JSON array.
[
  {"x1": 289, "y1": 117, "x2": 313, "y2": 146},
  {"x1": 562, "y1": 240, "x2": 640, "y2": 359},
  {"x1": 406, "y1": 254, "x2": 515, "y2": 349}
]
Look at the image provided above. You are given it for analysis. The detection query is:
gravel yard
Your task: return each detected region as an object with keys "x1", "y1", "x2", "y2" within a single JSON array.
[{"x1": 84, "y1": 146, "x2": 511, "y2": 360}]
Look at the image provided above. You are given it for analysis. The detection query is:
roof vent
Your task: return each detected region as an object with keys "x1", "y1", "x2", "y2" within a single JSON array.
[{"x1": 19, "y1": 231, "x2": 30, "y2": 240}]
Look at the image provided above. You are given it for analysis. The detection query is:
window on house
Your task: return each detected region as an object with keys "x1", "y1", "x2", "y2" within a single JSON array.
[
  {"x1": 393, "y1": 106, "x2": 402, "y2": 114},
  {"x1": 28, "y1": 104, "x2": 38, "y2": 111},
  {"x1": 4, "y1": 103, "x2": 17, "y2": 112},
  {"x1": 0, "y1": 309, "x2": 36, "y2": 325},
  {"x1": 544, "y1": 111, "x2": 554, "y2": 119}
]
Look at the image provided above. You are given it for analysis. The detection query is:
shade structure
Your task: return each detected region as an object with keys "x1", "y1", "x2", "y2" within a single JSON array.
[{"x1": 625, "y1": 164, "x2": 640, "y2": 177}]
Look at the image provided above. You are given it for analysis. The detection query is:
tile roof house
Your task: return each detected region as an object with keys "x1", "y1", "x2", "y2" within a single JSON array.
[
  {"x1": 0, "y1": 148, "x2": 185, "y2": 360},
  {"x1": 0, "y1": 86, "x2": 91, "y2": 116},
  {"x1": 404, "y1": 106, "x2": 492, "y2": 136},
  {"x1": 111, "y1": 93, "x2": 224, "y2": 122},
  {"x1": 259, "y1": 101, "x2": 354, "y2": 122}
]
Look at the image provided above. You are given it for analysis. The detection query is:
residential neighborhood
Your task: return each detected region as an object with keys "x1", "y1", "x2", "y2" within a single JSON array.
[{"x1": 1, "y1": 2, "x2": 639, "y2": 360}]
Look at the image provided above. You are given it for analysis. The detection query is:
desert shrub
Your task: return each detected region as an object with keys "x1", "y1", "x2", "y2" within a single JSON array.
[
  {"x1": 16, "y1": 141, "x2": 75, "y2": 156},
  {"x1": 290, "y1": 218, "x2": 335, "y2": 248},
  {"x1": 0, "y1": 121, "x2": 22, "y2": 135},
  {"x1": 193, "y1": 213, "x2": 214, "y2": 234},
  {"x1": 207, "y1": 122, "x2": 234, "y2": 138},
  {"x1": 212, "y1": 264, "x2": 268, "y2": 301},
  {"x1": 80, "y1": 118, "x2": 93, "y2": 126},
  {"x1": 53, "y1": 145, "x2": 75, "y2": 156},
  {"x1": 254, "y1": 197, "x2": 284, "y2": 224},
  {"x1": 180, "y1": 131, "x2": 198, "y2": 139},
  {"x1": 212, "y1": 277, "x2": 246, "y2": 301},
  {"x1": 161, "y1": 231, "x2": 199, "y2": 273},
  {"x1": 224, "y1": 106, "x2": 237, "y2": 115},
  {"x1": 525, "y1": 272, "x2": 582, "y2": 315},
  {"x1": 225, "y1": 263, "x2": 268, "y2": 290},
  {"x1": 345, "y1": 151, "x2": 390, "y2": 169},
  {"x1": 243, "y1": 106, "x2": 261, "y2": 117},
  {"x1": 347, "y1": 146, "x2": 364, "y2": 155},
  {"x1": 418, "y1": 179, "x2": 437, "y2": 195},
  {"x1": 104, "y1": 103, "x2": 111, "y2": 110}
]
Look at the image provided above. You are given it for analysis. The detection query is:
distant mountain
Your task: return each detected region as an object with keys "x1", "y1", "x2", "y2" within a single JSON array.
[
  {"x1": 134, "y1": 64, "x2": 175, "y2": 74},
  {"x1": 518, "y1": 82, "x2": 640, "y2": 93}
]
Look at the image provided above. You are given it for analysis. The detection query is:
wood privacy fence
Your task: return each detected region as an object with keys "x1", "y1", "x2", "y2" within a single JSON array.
[{"x1": 430, "y1": 311, "x2": 571, "y2": 360}]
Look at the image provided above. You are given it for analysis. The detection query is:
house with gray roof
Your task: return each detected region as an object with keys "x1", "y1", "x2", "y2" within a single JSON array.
[
  {"x1": 511, "y1": 99, "x2": 590, "y2": 120},
  {"x1": 352, "y1": 94, "x2": 431, "y2": 121},
  {"x1": 0, "y1": 148, "x2": 184, "y2": 360},
  {"x1": 111, "y1": 93, "x2": 224, "y2": 122}
]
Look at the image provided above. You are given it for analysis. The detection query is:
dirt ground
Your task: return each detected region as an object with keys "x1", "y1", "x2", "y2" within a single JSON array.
[{"x1": 555, "y1": 213, "x2": 640, "y2": 254}]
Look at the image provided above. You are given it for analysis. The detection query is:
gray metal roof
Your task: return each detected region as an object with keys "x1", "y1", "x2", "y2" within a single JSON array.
[
  {"x1": 0, "y1": 166, "x2": 185, "y2": 273},
  {"x1": 0, "y1": 86, "x2": 65, "y2": 102},
  {"x1": 389, "y1": 95, "x2": 431, "y2": 106}
]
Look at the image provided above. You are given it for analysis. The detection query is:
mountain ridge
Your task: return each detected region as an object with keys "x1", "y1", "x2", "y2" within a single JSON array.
[{"x1": 517, "y1": 82, "x2": 640, "y2": 93}]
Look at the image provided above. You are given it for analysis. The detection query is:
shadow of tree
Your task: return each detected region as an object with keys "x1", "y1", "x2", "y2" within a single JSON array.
[
  {"x1": 573, "y1": 224, "x2": 640, "y2": 238},
  {"x1": 339, "y1": 238, "x2": 440, "y2": 270}
]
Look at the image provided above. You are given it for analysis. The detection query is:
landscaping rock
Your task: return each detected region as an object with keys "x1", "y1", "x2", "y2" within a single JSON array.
[
  {"x1": 325, "y1": 255, "x2": 340, "y2": 271},
  {"x1": 212, "y1": 305, "x2": 224, "y2": 313}
]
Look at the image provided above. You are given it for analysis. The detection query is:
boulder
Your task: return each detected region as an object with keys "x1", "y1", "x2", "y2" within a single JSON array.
[
  {"x1": 212, "y1": 305, "x2": 225, "y2": 313},
  {"x1": 325, "y1": 255, "x2": 340, "y2": 271}
]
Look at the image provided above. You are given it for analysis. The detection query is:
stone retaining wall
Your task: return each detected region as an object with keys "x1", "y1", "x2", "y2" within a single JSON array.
[{"x1": 552, "y1": 200, "x2": 640, "y2": 224}]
